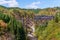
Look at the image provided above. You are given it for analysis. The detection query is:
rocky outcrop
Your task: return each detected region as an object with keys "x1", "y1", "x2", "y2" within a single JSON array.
[{"x1": 0, "y1": 32, "x2": 15, "y2": 40}]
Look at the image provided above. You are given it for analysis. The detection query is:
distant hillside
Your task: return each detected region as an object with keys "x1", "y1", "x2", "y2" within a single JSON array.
[
  {"x1": 0, "y1": 5, "x2": 60, "y2": 21},
  {"x1": 0, "y1": 5, "x2": 60, "y2": 14}
]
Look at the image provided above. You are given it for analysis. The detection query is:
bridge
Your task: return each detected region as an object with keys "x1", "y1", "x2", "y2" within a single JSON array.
[{"x1": 34, "y1": 15, "x2": 54, "y2": 21}]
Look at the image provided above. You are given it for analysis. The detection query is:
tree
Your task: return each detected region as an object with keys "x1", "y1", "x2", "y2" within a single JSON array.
[{"x1": 55, "y1": 12, "x2": 60, "y2": 23}]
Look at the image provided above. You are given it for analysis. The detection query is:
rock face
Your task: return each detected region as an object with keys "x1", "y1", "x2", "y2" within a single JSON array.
[
  {"x1": 27, "y1": 34, "x2": 37, "y2": 40},
  {"x1": 0, "y1": 20, "x2": 15, "y2": 40},
  {"x1": 0, "y1": 32, "x2": 15, "y2": 40},
  {"x1": 0, "y1": 20, "x2": 7, "y2": 28},
  {"x1": 23, "y1": 17, "x2": 37, "y2": 40}
]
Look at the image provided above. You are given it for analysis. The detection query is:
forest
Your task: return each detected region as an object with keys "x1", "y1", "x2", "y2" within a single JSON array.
[{"x1": 0, "y1": 5, "x2": 60, "y2": 40}]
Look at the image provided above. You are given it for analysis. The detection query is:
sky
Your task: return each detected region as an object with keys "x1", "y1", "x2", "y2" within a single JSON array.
[{"x1": 0, "y1": 0, "x2": 60, "y2": 9}]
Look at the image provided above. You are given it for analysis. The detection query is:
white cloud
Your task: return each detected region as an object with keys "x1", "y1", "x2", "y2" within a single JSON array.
[
  {"x1": 25, "y1": 1, "x2": 40, "y2": 9},
  {"x1": 0, "y1": 0, "x2": 19, "y2": 7},
  {"x1": 0, "y1": 0, "x2": 8, "y2": 4}
]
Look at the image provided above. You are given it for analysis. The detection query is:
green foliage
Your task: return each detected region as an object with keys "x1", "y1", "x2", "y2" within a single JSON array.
[
  {"x1": 0, "y1": 12, "x2": 10, "y2": 23},
  {"x1": 35, "y1": 19, "x2": 60, "y2": 40},
  {"x1": 35, "y1": 21, "x2": 48, "y2": 38},
  {"x1": 55, "y1": 12, "x2": 60, "y2": 23},
  {"x1": 7, "y1": 16, "x2": 26, "y2": 40},
  {"x1": 0, "y1": 12, "x2": 26, "y2": 40}
]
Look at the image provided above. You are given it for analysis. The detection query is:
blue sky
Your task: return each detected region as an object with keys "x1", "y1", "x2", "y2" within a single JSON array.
[{"x1": 0, "y1": 0, "x2": 60, "y2": 9}]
